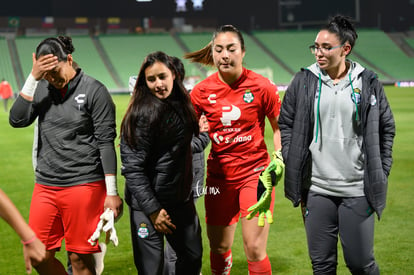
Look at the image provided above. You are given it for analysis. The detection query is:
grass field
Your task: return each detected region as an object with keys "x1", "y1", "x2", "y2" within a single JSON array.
[{"x1": 0, "y1": 86, "x2": 413, "y2": 274}]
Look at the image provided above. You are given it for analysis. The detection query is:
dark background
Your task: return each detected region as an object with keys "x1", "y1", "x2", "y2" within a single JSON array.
[{"x1": 0, "y1": 0, "x2": 413, "y2": 32}]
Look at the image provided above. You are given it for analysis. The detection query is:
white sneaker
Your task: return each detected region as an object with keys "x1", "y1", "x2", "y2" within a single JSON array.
[{"x1": 93, "y1": 242, "x2": 107, "y2": 275}]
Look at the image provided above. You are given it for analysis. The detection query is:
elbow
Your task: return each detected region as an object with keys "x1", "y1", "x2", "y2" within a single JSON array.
[{"x1": 9, "y1": 117, "x2": 25, "y2": 128}]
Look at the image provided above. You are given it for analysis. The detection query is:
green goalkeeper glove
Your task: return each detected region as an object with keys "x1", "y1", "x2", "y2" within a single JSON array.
[{"x1": 246, "y1": 150, "x2": 284, "y2": 226}]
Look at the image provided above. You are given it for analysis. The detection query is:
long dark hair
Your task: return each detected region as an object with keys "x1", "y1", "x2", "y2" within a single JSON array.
[{"x1": 121, "y1": 51, "x2": 199, "y2": 149}]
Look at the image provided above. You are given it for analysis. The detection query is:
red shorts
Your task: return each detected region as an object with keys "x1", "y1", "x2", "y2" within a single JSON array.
[
  {"x1": 29, "y1": 181, "x2": 106, "y2": 254},
  {"x1": 204, "y1": 172, "x2": 275, "y2": 226}
]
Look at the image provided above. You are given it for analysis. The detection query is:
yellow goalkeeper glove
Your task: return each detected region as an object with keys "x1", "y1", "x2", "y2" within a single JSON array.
[{"x1": 246, "y1": 150, "x2": 284, "y2": 226}]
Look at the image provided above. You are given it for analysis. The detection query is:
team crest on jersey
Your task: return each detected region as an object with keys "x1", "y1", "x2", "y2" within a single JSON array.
[
  {"x1": 137, "y1": 223, "x2": 149, "y2": 239},
  {"x1": 243, "y1": 90, "x2": 254, "y2": 103},
  {"x1": 351, "y1": 88, "x2": 361, "y2": 104}
]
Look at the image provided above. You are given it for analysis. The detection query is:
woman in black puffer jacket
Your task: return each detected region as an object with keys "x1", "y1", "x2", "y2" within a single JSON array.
[{"x1": 120, "y1": 51, "x2": 202, "y2": 275}]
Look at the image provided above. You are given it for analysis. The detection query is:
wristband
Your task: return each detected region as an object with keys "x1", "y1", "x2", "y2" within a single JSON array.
[
  {"x1": 21, "y1": 235, "x2": 36, "y2": 245},
  {"x1": 274, "y1": 149, "x2": 284, "y2": 162},
  {"x1": 21, "y1": 74, "x2": 39, "y2": 98},
  {"x1": 105, "y1": 175, "x2": 118, "y2": 196}
]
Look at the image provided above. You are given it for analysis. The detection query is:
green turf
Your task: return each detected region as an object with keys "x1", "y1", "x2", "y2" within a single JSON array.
[{"x1": 0, "y1": 86, "x2": 413, "y2": 274}]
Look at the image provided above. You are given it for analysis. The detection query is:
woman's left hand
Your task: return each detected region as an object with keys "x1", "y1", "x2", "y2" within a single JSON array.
[
  {"x1": 199, "y1": 115, "x2": 209, "y2": 133},
  {"x1": 150, "y1": 209, "x2": 176, "y2": 234},
  {"x1": 104, "y1": 195, "x2": 124, "y2": 221}
]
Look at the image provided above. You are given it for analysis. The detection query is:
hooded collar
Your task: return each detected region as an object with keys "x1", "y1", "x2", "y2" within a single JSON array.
[
  {"x1": 308, "y1": 60, "x2": 365, "y2": 143},
  {"x1": 307, "y1": 59, "x2": 365, "y2": 85}
]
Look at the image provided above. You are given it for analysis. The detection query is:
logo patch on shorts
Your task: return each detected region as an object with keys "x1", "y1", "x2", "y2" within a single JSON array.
[{"x1": 137, "y1": 223, "x2": 149, "y2": 239}]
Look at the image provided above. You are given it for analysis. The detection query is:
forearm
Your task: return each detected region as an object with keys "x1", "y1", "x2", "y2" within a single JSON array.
[
  {"x1": 273, "y1": 129, "x2": 281, "y2": 151},
  {"x1": 268, "y1": 116, "x2": 282, "y2": 151},
  {"x1": 0, "y1": 189, "x2": 35, "y2": 242},
  {"x1": 99, "y1": 144, "x2": 118, "y2": 196}
]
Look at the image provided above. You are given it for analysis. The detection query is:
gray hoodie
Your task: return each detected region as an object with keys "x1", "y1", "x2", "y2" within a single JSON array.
[{"x1": 307, "y1": 60, "x2": 366, "y2": 197}]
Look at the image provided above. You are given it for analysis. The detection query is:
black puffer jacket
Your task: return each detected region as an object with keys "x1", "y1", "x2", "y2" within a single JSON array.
[
  {"x1": 279, "y1": 68, "x2": 395, "y2": 219},
  {"x1": 121, "y1": 98, "x2": 194, "y2": 216}
]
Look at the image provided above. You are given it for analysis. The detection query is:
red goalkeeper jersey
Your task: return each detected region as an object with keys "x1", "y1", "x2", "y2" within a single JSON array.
[{"x1": 191, "y1": 68, "x2": 281, "y2": 181}]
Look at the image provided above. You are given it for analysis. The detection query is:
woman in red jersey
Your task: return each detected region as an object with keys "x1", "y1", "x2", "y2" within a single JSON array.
[{"x1": 184, "y1": 25, "x2": 283, "y2": 275}]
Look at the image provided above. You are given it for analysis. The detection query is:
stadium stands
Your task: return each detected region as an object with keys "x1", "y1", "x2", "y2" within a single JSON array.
[
  {"x1": 15, "y1": 35, "x2": 119, "y2": 90},
  {"x1": 69, "y1": 36, "x2": 118, "y2": 90},
  {"x1": 1, "y1": 29, "x2": 413, "y2": 92},
  {"x1": 405, "y1": 38, "x2": 414, "y2": 49},
  {"x1": 252, "y1": 30, "x2": 317, "y2": 75},
  {"x1": 15, "y1": 36, "x2": 50, "y2": 81},
  {"x1": 354, "y1": 30, "x2": 414, "y2": 81},
  {"x1": 0, "y1": 38, "x2": 18, "y2": 92},
  {"x1": 98, "y1": 33, "x2": 205, "y2": 89}
]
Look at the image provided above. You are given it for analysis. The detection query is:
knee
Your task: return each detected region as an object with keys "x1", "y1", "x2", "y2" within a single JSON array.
[
  {"x1": 345, "y1": 251, "x2": 379, "y2": 275},
  {"x1": 32, "y1": 250, "x2": 57, "y2": 271},
  {"x1": 310, "y1": 255, "x2": 337, "y2": 275},
  {"x1": 243, "y1": 240, "x2": 265, "y2": 261},
  {"x1": 177, "y1": 250, "x2": 202, "y2": 273},
  {"x1": 210, "y1": 241, "x2": 232, "y2": 255},
  {"x1": 348, "y1": 262, "x2": 379, "y2": 275},
  {"x1": 311, "y1": 261, "x2": 337, "y2": 275},
  {"x1": 69, "y1": 252, "x2": 94, "y2": 271},
  {"x1": 69, "y1": 252, "x2": 83, "y2": 268},
  {"x1": 185, "y1": 247, "x2": 203, "y2": 264}
]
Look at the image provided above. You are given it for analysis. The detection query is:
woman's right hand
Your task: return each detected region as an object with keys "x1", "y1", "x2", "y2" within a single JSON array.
[
  {"x1": 31, "y1": 53, "x2": 58, "y2": 80},
  {"x1": 149, "y1": 209, "x2": 176, "y2": 234}
]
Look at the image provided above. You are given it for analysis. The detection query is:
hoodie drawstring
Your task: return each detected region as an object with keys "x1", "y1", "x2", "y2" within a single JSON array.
[
  {"x1": 315, "y1": 73, "x2": 359, "y2": 143},
  {"x1": 349, "y1": 73, "x2": 359, "y2": 121},
  {"x1": 315, "y1": 73, "x2": 322, "y2": 143}
]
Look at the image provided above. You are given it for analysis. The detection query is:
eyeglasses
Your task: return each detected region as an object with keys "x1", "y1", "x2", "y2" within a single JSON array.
[{"x1": 309, "y1": 44, "x2": 344, "y2": 55}]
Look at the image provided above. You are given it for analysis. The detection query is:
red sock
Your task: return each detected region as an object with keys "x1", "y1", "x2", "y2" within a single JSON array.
[
  {"x1": 248, "y1": 255, "x2": 272, "y2": 275},
  {"x1": 210, "y1": 249, "x2": 233, "y2": 275}
]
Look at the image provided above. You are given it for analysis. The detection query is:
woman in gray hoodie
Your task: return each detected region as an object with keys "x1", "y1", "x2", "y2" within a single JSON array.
[{"x1": 279, "y1": 15, "x2": 395, "y2": 274}]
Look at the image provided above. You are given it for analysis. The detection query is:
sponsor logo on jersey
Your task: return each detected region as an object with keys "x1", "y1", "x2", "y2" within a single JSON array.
[
  {"x1": 208, "y1": 94, "x2": 217, "y2": 104},
  {"x1": 213, "y1": 133, "x2": 224, "y2": 144},
  {"x1": 220, "y1": 104, "x2": 240, "y2": 126},
  {"x1": 213, "y1": 132, "x2": 252, "y2": 145},
  {"x1": 75, "y1": 94, "x2": 86, "y2": 104},
  {"x1": 212, "y1": 104, "x2": 253, "y2": 145},
  {"x1": 225, "y1": 135, "x2": 252, "y2": 144},
  {"x1": 74, "y1": 93, "x2": 86, "y2": 111}
]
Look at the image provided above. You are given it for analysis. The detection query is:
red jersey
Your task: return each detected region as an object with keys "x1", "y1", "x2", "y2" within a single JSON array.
[{"x1": 191, "y1": 68, "x2": 281, "y2": 181}]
